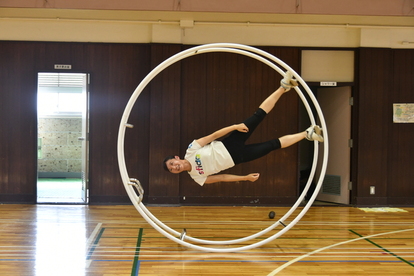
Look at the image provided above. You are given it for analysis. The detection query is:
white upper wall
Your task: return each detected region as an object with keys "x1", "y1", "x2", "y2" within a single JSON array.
[
  {"x1": 1, "y1": 0, "x2": 413, "y2": 17},
  {"x1": 0, "y1": 3, "x2": 413, "y2": 48}
]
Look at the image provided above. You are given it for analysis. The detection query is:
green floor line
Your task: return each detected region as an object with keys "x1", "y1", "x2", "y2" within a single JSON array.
[
  {"x1": 349, "y1": 229, "x2": 414, "y2": 268},
  {"x1": 131, "y1": 228, "x2": 144, "y2": 276}
]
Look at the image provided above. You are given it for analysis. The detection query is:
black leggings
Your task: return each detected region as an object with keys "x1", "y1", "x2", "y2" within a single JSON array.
[{"x1": 222, "y1": 108, "x2": 281, "y2": 165}]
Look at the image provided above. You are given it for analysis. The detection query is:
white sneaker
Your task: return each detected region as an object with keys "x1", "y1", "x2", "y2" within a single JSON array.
[
  {"x1": 306, "y1": 125, "x2": 324, "y2": 142},
  {"x1": 280, "y1": 71, "x2": 298, "y2": 91}
]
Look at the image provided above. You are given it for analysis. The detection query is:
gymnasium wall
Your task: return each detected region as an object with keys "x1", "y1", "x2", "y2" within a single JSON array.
[
  {"x1": 1, "y1": 0, "x2": 412, "y2": 16},
  {"x1": 147, "y1": 45, "x2": 301, "y2": 205},
  {"x1": 0, "y1": 1, "x2": 413, "y2": 206},
  {"x1": 0, "y1": 42, "x2": 151, "y2": 203},
  {"x1": 0, "y1": 41, "x2": 413, "y2": 206},
  {"x1": 1, "y1": 7, "x2": 413, "y2": 49},
  {"x1": 355, "y1": 48, "x2": 414, "y2": 206},
  {"x1": 0, "y1": 42, "x2": 301, "y2": 205}
]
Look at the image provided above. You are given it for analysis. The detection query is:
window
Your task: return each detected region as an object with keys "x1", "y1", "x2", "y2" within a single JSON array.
[{"x1": 37, "y1": 73, "x2": 86, "y2": 117}]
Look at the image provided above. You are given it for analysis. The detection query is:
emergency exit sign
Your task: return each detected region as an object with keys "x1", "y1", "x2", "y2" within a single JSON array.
[{"x1": 54, "y1": 64, "x2": 72, "y2": 70}]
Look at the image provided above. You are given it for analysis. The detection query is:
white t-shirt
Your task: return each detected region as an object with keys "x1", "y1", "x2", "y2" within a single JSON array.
[{"x1": 185, "y1": 140, "x2": 235, "y2": 186}]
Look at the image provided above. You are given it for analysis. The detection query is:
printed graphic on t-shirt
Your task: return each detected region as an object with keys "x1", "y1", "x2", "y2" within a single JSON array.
[{"x1": 194, "y1": 154, "x2": 204, "y2": 175}]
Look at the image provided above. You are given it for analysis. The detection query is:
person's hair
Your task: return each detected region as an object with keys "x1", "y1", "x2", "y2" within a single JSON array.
[{"x1": 163, "y1": 155, "x2": 175, "y2": 172}]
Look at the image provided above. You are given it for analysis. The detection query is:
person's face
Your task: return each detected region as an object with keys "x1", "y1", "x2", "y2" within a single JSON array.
[{"x1": 165, "y1": 156, "x2": 185, "y2": 174}]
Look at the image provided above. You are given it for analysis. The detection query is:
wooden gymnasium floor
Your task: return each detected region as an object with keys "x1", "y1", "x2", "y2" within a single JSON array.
[{"x1": 0, "y1": 204, "x2": 413, "y2": 276}]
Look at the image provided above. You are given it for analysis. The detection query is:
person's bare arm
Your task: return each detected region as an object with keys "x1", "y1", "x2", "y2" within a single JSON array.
[
  {"x1": 204, "y1": 173, "x2": 260, "y2": 184},
  {"x1": 196, "y1": 123, "x2": 248, "y2": 147}
]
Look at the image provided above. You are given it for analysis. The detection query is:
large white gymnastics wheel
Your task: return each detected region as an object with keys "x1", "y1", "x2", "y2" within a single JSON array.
[{"x1": 117, "y1": 43, "x2": 329, "y2": 252}]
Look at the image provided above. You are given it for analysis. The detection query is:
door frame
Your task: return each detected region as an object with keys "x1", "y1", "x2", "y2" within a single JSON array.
[
  {"x1": 36, "y1": 71, "x2": 90, "y2": 204},
  {"x1": 299, "y1": 83, "x2": 354, "y2": 205}
]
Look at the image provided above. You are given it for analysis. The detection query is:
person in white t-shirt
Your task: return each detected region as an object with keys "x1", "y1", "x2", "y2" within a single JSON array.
[{"x1": 163, "y1": 71, "x2": 324, "y2": 185}]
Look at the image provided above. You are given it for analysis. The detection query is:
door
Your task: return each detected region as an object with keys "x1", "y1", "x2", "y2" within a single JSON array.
[
  {"x1": 37, "y1": 72, "x2": 89, "y2": 204},
  {"x1": 316, "y1": 86, "x2": 351, "y2": 204},
  {"x1": 80, "y1": 74, "x2": 90, "y2": 203}
]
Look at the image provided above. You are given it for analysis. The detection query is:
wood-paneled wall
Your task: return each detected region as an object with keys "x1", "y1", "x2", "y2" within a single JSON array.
[
  {"x1": 0, "y1": 41, "x2": 413, "y2": 206},
  {"x1": 145, "y1": 46, "x2": 301, "y2": 205},
  {"x1": 0, "y1": 42, "x2": 38, "y2": 202},
  {"x1": 0, "y1": 41, "x2": 151, "y2": 204},
  {"x1": 355, "y1": 48, "x2": 414, "y2": 206},
  {"x1": 147, "y1": 44, "x2": 183, "y2": 204},
  {"x1": 177, "y1": 47, "x2": 301, "y2": 205}
]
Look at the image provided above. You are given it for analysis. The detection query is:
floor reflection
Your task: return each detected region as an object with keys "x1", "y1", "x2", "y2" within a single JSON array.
[
  {"x1": 35, "y1": 205, "x2": 87, "y2": 276},
  {"x1": 37, "y1": 178, "x2": 84, "y2": 204}
]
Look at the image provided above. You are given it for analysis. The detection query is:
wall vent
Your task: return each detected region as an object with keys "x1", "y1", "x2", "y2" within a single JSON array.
[{"x1": 322, "y1": 175, "x2": 341, "y2": 195}]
